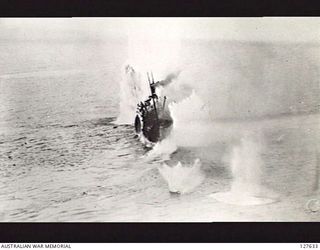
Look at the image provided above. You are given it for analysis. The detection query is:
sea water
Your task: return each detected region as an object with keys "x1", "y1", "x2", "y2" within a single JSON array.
[{"x1": 0, "y1": 39, "x2": 319, "y2": 222}]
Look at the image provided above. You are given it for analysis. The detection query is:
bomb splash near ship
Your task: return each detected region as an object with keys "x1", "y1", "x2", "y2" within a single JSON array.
[
  {"x1": 134, "y1": 70, "x2": 173, "y2": 144},
  {"x1": 0, "y1": 18, "x2": 319, "y2": 221}
]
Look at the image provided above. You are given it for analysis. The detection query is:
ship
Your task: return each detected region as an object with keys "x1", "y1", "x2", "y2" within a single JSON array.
[{"x1": 134, "y1": 72, "x2": 173, "y2": 143}]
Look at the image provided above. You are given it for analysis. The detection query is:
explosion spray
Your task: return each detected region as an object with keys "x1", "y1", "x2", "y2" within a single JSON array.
[
  {"x1": 158, "y1": 158, "x2": 205, "y2": 194},
  {"x1": 210, "y1": 133, "x2": 278, "y2": 205}
]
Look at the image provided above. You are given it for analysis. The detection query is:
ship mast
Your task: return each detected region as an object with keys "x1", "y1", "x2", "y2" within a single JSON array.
[{"x1": 147, "y1": 72, "x2": 159, "y2": 124}]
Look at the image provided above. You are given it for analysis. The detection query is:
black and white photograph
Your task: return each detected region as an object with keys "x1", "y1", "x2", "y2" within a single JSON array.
[{"x1": 0, "y1": 17, "x2": 319, "y2": 222}]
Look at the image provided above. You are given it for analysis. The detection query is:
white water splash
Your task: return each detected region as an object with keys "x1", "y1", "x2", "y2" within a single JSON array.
[
  {"x1": 211, "y1": 134, "x2": 278, "y2": 205},
  {"x1": 115, "y1": 20, "x2": 182, "y2": 125},
  {"x1": 169, "y1": 90, "x2": 212, "y2": 128},
  {"x1": 145, "y1": 135, "x2": 177, "y2": 161},
  {"x1": 115, "y1": 64, "x2": 149, "y2": 125},
  {"x1": 167, "y1": 90, "x2": 241, "y2": 148},
  {"x1": 158, "y1": 158, "x2": 205, "y2": 194},
  {"x1": 115, "y1": 63, "x2": 181, "y2": 126}
]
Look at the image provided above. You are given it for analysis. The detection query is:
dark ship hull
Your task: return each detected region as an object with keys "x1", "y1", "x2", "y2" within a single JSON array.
[{"x1": 134, "y1": 73, "x2": 173, "y2": 143}]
